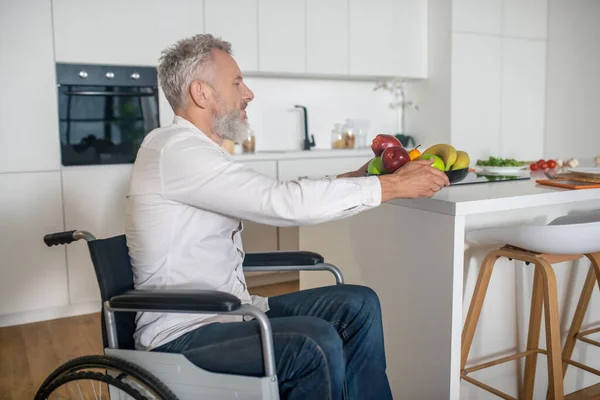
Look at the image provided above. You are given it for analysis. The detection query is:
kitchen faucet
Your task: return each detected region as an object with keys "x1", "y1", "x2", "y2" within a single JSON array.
[{"x1": 294, "y1": 105, "x2": 315, "y2": 150}]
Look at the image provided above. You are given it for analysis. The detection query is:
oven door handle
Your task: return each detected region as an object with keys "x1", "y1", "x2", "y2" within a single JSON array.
[{"x1": 63, "y1": 90, "x2": 156, "y2": 97}]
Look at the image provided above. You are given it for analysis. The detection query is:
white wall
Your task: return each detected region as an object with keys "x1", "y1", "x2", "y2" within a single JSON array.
[
  {"x1": 544, "y1": 0, "x2": 600, "y2": 160},
  {"x1": 159, "y1": 77, "x2": 401, "y2": 152},
  {"x1": 160, "y1": 76, "x2": 402, "y2": 152},
  {"x1": 219, "y1": 77, "x2": 399, "y2": 152}
]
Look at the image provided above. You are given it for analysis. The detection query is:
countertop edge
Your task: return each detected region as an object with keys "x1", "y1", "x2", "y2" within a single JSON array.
[{"x1": 389, "y1": 186, "x2": 600, "y2": 216}]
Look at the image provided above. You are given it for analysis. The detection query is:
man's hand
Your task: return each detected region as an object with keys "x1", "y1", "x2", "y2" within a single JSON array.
[{"x1": 378, "y1": 159, "x2": 450, "y2": 202}]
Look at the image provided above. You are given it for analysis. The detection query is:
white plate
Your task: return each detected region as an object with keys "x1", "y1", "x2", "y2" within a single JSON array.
[
  {"x1": 477, "y1": 166, "x2": 527, "y2": 175},
  {"x1": 568, "y1": 167, "x2": 600, "y2": 177}
]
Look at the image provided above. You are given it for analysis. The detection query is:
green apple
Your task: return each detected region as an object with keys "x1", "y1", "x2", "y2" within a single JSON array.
[
  {"x1": 367, "y1": 157, "x2": 385, "y2": 175},
  {"x1": 419, "y1": 154, "x2": 445, "y2": 171}
]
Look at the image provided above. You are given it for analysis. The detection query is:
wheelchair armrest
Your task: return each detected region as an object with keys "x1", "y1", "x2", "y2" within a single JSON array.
[
  {"x1": 108, "y1": 289, "x2": 241, "y2": 313},
  {"x1": 243, "y1": 251, "x2": 324, "y2": 266},
  {"x1": 104, "y1": 291, "x2": 278, "y2": 377},
  {"x1": 243, "y1": 251, "x2": 344, "y2": 285}
]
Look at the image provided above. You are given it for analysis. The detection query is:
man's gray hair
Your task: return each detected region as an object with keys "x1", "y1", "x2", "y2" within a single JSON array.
[{"x1": 157, "y1": 33, "x2": 232, "y2": 111}]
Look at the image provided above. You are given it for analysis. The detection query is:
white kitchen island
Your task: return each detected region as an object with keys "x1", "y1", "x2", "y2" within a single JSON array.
[{"x1": 298, "y1": 171, "x2": 600, "y2": 399}]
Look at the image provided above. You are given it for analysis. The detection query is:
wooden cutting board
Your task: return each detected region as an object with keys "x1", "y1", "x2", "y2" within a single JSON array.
[{"x1": 536, "y1": 173, "x2": 600, "y2": 189}]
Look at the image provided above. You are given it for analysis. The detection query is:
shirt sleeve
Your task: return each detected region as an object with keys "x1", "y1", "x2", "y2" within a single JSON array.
[{"x1": 160, "y1": 139, "x2": 382, "y2": 227}]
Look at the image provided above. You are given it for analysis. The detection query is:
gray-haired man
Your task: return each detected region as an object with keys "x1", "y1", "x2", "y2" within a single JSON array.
[{"x1": 125, "y1": 33, "x2": 447, "y2": 399}]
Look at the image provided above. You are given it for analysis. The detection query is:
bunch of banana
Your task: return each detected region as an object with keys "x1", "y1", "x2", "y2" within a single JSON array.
[{"x1": 419, "y1": 144, "x2": 470, "y2": 171}]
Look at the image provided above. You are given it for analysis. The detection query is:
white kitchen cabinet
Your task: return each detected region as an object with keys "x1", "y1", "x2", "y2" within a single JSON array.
[
  {"x1": 62, "y1": 165, "x2": 133, "y2": 304},
  {"x1": 452, "y1": 0, "x2": 503, "y2": 35},
  {"x1": 502, "y1": 0, "x2": 547, "y2": 39},
  {"x1": 0, "y1": 0, "x2": 61, "y2": 173},
  {"x1": 0, "y1": 172, "x2": 67, "y2": 316},
  {"x1": 240, "y1": 160, "x2": 278, "y2": 179},
  {"x1": 393, "y1": 0, "x2": 428, "y2": 79},
  {"x1": 205, "y1": 0, "x2": 259, "y2": 72},
  {"x1": 349, "y1": 0, "x2": 427, "y2": 78},
  {"x1": 451, "y1": 33, "x2": 502, "y2": 160},
  {"x1": 349, "y1": 0, "x2": 394, "y2": 77},
  {"x1": 258, "y1": 0, "x2": 306, "y2": 74},
  {"x1": 277, "y1": 156, "x2": 371, "y2": 180},
  {"x1": 500, "y1": 39, "x2": 546, "y2": 160},
  {"x1": 52, "y1": 0, "x2": 204, "y2": 66},
  {"x1": 306, "y1": 0, "x2": 349, "y2": 75}
]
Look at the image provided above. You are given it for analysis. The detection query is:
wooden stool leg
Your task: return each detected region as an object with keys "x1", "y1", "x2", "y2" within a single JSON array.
[
  {"x1": 586, "y1": 251, "x2": 600, "y2": 290},
  {"x1": 522, "y1": 267, "x2": 544, "y2": 400},
  {"x1": 560, "y1": 265, "x2": 597, "y2": 379},
  {"x1": 461, "y1": 251, "x2": 500, "y2": 370},
  {"x1": 538, "y1": 259, "x2": 565, "y2": 400}
]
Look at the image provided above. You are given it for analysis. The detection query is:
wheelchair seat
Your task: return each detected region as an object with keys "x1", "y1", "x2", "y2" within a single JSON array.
[{"x1": 35, "y1": 230, "x2": 344, "y2": 400}]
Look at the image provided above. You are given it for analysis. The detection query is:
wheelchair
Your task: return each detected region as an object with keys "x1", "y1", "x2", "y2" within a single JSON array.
[{"x1": 35, "y1": 230, "x2": 345, "y2": 400}]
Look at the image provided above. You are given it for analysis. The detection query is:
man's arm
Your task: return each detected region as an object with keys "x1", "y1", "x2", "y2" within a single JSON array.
[
  {"x1": 161, "y1": 140, "x2": 449, "y2": 227},
  {"x1": 161, "y1": 141, "x2": 381, "y2": 227}
]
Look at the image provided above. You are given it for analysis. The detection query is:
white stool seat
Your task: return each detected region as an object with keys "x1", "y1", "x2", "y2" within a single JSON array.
[{"x1": 466, "y1": 214, "x2": 600, "y2": 255}]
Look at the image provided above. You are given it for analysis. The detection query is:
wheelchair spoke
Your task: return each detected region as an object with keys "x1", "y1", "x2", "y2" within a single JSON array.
[
  {"x1": 90, "y1": 379, "x2": 98, "y2": 399},
  {"x1": 67, "y1": 384, "x2": 80, "y2": 400},
  {"x1": 76, "y1": 383, "x2": 84, "y2": 400}
]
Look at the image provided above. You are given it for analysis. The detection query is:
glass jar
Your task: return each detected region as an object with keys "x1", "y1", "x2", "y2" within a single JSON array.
[
  {"x1": 242, "y1": 130, "x2": 256, "y2": 153},
  {"x1": 341, "y1": 119, "x2": 356, "y2": 149},
  {"x1": 331, "y1": 124, "x2": 345, "y2": 149}
]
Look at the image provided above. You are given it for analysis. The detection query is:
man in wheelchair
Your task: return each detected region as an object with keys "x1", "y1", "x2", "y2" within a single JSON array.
[{"x1": 125, "y1": 33, "x2": 449, "y2": 399}]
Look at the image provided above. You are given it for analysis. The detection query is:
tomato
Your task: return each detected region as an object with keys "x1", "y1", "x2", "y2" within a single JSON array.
[
  {"x1": 547, "y1": 160, "x2": 557, "y2": 169},
  {"x1": 540, "y1": 162, "x2": 549, "y2": 170},
  {"x1": 530, "y1": 163, "x2": 539, "y2": 171},
  {"x1": 537, "y1": 159, "x2": 546, "y2": 166}
]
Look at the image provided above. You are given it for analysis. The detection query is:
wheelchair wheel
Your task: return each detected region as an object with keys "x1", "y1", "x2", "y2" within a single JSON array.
[{"x1": 35, "y1": 355, "x2": 177, "y2": 400}]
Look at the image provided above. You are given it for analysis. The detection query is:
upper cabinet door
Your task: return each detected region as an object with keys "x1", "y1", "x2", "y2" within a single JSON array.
[
  {"x1": 258, "y1": 0, "x2": 306, "y2": 74},
  {"x1": 306, "y1": 0, "x2": 349, "y2": 75},
  {"x1": 205, "y1": 0, "x2": 259, "y2": 72},
  {"x1": 393, "y1": 0, "x2": 428, "y2": 78},
  {"x1": 0, "y1": 0, "x2": 61, "y2": 173},
  {"x1": 451, "y1": 33, "x2": 502, "y2": 161},
  {"x1": 500, "y1": 39, "x2": 546, "y2": 160},
  {"x1": 349, "y1": 0, "x2": 394, "y2": 77},
  {"x1": 452, "y1": 0, "x2": 502, "y2": 35},
  {"x1": 502, "y1": 0, "x2": 547, "y2": 39},
  {"x1": 53, "y1": 0, "x2": 204, "y2": 66}
]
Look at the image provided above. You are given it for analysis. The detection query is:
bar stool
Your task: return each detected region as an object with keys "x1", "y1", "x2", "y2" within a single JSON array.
[{"x1": 462, "y1": 215, "x2": 600, "y2": 400}]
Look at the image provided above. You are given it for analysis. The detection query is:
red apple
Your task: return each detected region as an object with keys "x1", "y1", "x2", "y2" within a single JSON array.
[
  {"x1": 371, "y1": 134, "x2": 402, "y2": 156},
  {"x1": 381, "y1": 146, "x2": 411, "y2": 173}
]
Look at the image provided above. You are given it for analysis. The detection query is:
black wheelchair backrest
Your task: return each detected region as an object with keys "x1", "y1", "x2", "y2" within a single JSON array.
[{"x1": 87, "y1": 235, "x2": 137, "y2": 350}]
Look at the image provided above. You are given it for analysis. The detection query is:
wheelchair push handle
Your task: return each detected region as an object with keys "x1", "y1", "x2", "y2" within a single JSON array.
[{"x1": 44, "y1": 230, "x2": 96, "y2": 246}]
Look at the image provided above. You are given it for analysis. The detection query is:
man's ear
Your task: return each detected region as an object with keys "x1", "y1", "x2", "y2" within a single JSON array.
[{"x1": 189, "y1": 80, "x2": 211, "y2": 109}]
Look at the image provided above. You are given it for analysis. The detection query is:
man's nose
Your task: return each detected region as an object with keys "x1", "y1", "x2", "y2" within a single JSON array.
[{"x1": 244, "y1": 85, "x2": 254, "y2": 102}]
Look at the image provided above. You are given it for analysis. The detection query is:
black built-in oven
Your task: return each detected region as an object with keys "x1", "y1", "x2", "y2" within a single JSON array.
[{"x1": 56, "y1": 63, "x2": 160, "y2": 166}]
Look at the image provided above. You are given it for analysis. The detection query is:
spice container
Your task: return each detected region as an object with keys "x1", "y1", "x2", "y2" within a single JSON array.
[
  {"x1": 242, "y1": 129, "x2": 256, "y2": 153},
  {"x1": 331, "y1": 121, "x2": 356, "y2": 149}
]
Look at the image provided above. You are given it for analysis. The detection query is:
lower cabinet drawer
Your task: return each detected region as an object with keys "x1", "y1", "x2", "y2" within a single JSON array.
[{"x1": 277, "y1": 156, "x2": 371, "y2": 180}]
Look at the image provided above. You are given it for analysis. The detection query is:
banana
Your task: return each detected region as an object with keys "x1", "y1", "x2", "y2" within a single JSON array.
[
  {"x1": 421, "y1": 144, "x2": 457, "y2": 171},
  {"x1": 451, "y1": 150, "x2": 470, "y2": 170}
]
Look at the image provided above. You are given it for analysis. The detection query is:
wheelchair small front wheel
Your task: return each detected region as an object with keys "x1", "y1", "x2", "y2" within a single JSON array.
[{"x1": 35, "y1": 354, "x2": 177, "y2": 400}]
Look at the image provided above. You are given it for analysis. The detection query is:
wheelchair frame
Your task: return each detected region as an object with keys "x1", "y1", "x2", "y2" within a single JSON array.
[{"x1": 40, "y1": 230, "x2": 345, "y2": 400}]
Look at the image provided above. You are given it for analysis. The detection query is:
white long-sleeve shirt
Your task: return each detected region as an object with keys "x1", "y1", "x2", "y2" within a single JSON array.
[{"x1": 125, "y1": 116, "x2": 382, "y2": 350}]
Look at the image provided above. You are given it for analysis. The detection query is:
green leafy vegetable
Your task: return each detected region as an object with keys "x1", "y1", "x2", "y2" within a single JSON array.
[{"x1": 475, "y1": 156, "x2": 525, "y2": 167}]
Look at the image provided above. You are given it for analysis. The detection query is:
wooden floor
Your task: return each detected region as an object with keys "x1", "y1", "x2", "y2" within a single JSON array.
[
  {"x1": 0, "y1": 281, "x2": 298, "y2": 399},
  {"x1": 4, "y1": 278, "x2": 599, "y2": 399}
]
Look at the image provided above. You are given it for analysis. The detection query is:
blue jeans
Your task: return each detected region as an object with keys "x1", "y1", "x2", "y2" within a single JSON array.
[{"x1": 152, "y1": 284, "x2": 393, "y2": 399}]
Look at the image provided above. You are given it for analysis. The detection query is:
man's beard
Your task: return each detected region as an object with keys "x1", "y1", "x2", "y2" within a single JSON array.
[{"x1": 212, "y1": 106, "x2": 249, "y2": 143}]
